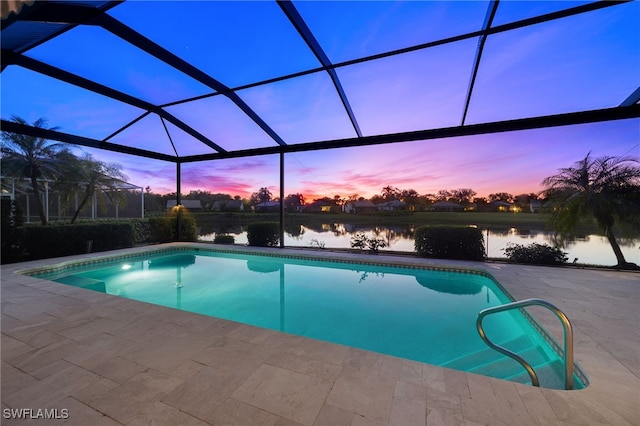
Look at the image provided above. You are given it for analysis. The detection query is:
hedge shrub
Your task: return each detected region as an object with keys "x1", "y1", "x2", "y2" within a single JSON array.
[
  {"x1": 503, "y1": 242, "x2": 568, "y2": 265},
  {"x1": 247, "y1": 222, "x2": 280, "y2": 247},
  {"x1": 1, "y1": 198, "x2": 25, "y2": 263},
  {"x1": 414, "y1": 225, "x2": 485, "y2": 261},
  {"x1": 148, "y1": 214, "x2": 197, "y2": 242},
  {"x1": 129, "y1": 219, "x2": 151, "y2": 244},
  {"x1": 22, "y1": 222, "x2": 135, "y2": 260}
]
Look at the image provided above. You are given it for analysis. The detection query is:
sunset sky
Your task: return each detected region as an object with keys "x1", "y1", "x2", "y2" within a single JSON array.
[{"x1": 2, "y1": 1, "x2": 638, "y2": 200}]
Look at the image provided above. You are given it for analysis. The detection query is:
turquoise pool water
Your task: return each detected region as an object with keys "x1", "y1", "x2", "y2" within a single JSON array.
[{"x1": 34, "y1": 249, "x2": 585, "y2": 389}]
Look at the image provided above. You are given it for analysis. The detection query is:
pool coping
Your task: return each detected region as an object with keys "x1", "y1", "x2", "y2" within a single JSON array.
[{"x1": 2, "y1": 242, "x2": 639, "y2": 425}]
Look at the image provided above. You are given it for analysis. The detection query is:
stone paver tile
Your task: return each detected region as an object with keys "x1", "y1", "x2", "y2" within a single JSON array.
[
  {"x1": 378, "y1": 356, "x2": 404, "y2": 381},
  {"x1": 390, "y1": 397, "x2": 426, "y2": 426},
  {"x1": 465, "y1": 373, "x2": 495, "y2": 405},
  {"x1": 541, "y1": 388, "x2": 613, "y2": 426},
  {"x1": 232, "y1": 363, "x2": 332, "y2": 425},
  {"x1": 1, "y1": 317, "x2": 33, "y2": 340},
  {"x1": 87, "y1": 369, "x2": 184, "y2": 425},
  {"x1": 459, "y1": 396, "x2": 513, "y2": 426},
  {"x1": 7, "y1": 338, "x2": 82, "y2": 374},
  {"x1": 29, "y1": 359, "x2": 75, "y2": 380},
  {"x1": 489, "y1": 380, "x2": 533, "y2": 425},
  {"x1": 514, "y1": 383, "x2": 558, "y2": 425},
  {"x1": 162, "y1": 365, "x2": 242, "y2": 419},
  {"x1": 275, "y1": 417, "x2": 305, "y2": 426},
  {"x1": 1, "y1": 362, "x2": 38, "y2": 396},
  {"x1": 192, "y1": 336, "x2": 277, "y2": 379},
  {"x1": 292, "y1": 337, "x2": 349, "y2": 365},
  {"x1": 565, "y1": 391, "x2": 638, "y2": 426},
  {"x1": 400, "y1": 360, "x2": 424, "y2": 386},
  {"x1": 118, "y1": 335, "x2": 209, "y2": 379},
  {"x1": 261, "y1": 330, "x2": 307, "y2": 353},
  {"x1": 1, "y1": 302, "x2": 60, "y2": 324},
  {"x1": 87, "y1": 355, "x2": 148, "y2": 384},
  {"x1": 426, "y1": 407, "x2": 467, "y2": 426},
  {"x1": 350, "y1": 413, "x2": 389, "y2": 426},
  {"x1": 312, "y1": 404, "x2": 354, "y2": 426},
  {"x1": 442, "y1": 369, "x2": 470, "y2": 399},
  {"x1": 42, "y1": 299, "x2": 95, "y2": 319},
  {"x1": 61, "y1": 333, "x2": 139, "y2": 372},
  {"x1": 4, "y1": 327, "x2": 65, "y2": 349},
  {"x1": 422, "y1": 364, "x2": 446, "y2": 393},
  {"x1": 325, "y1": 368, "x2": 395, "y2": 424},
  {"x1": 3, "y1": 364, "x2": 99, "y2": 409},
  {"x1": 208, "y1": 398, "x2": 279, "y2": 426},
  {"x1": 390, "y1": 382, "x2": 427, "y2": 426},
  {"x1": 266, "y1": 351, "x2": 343, "y2": 382},
  {"x1": 55, "y1": 316, "x2": 124, "y2": 341},
  {"x1": 342, "y1": 347, "x2": 384, "y2": 373},
  {"x1": 58, "y1": 396, "x2": 123, "y2": 426},
  {"x1": 106, "y1": 316, "x2": 177, "y2": 342},
  {"x1": 426, "y1": 387, "x2": 462, "y2": 417},
  {"x1": 127, "y1": 401, "x2": 210, "y2": 426},
  {"x1": 400, "y1": 381, "x2": 427, "y2": 400},
  {"x1": 227, "y1": 323, "x2": 280, "y2": 344},
  {"x1": 70, "y1": 376, "x2": 120, "y2": 405}
]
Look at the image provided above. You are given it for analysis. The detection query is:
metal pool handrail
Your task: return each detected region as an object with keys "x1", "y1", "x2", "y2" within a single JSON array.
[{"x1": 476, "y1": 298, "x2": 574, "y2": 390}]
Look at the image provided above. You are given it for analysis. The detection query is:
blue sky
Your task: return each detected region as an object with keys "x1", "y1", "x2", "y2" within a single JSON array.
[{"x1": 1, "y1": 1, "x2": 638, "y2": 199}]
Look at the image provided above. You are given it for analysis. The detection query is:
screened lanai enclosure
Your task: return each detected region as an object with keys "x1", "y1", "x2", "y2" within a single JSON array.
[
  {"x1": 1, "y1": 0, "x2": 639, "y2": 243},
  {"x1": 0, "y1": 176, "x2": 144, "y2": 222}
]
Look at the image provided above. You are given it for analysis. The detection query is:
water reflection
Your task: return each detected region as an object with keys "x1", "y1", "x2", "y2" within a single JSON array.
[
  {"x1": 148, "y1": 254, "x2": 197, "y2": 307},
  {"x1": 200, "y1": 224, "x2": 639, "y2": 266},
  {"x1": 415, "y1": 275, "x2": 484, "y2": 295},
  {"x1": 247, "y1": 259, "x2": 284, "y2": 274}
]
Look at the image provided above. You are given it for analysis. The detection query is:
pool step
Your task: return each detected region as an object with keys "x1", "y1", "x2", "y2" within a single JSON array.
[
  {"x1": 54, "y1": 275, "x2": 106, "y2": 292},
  {"x1": 507, "y1": 359, "x2": 568, "y2": 389},
  {"x1": 467, "y1": 345, "x2": 550, "y2": 380},
  {"x1": 442, "y1": 335, "x2": 533, "y2": 371},
  {"x1": 441, "y1": 336, "x2": 571, "y2": 389}
]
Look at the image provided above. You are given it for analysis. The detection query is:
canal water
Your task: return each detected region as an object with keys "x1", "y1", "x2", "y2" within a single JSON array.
[{"x1": 200, "y1": 224, "x2": 639, "y2": 267}]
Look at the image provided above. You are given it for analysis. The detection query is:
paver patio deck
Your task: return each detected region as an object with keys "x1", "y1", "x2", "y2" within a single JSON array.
[{"x1": 1, "y1": 243, "x2": 638, "y2": 425}]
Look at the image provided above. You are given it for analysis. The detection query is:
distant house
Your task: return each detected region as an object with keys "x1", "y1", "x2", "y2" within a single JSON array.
[
  {"x1": 166, "y1": 200, "x2": 203, "y2": 211},
  {"x1": 303, "y1": 200, "x2": 338, "y2": 213},
  {"x1": 431, "y1": 201, "x2": 463, "y2": 212},
  {"x1": 529, "y1": 200, "x2": 543, "y2": 213},
  {"x1": 344, "y1": 200, "x2": 377, "y2": 214},
  {"x1": 489, "y1": 201, "x2": 513, "y2": 212},
  {"x1": 377, "y1": 200, "x2": 406, "y2": 212},
  {"x1": 212, "y1": 200, "x2": 244, "y2": 212},
  {"x1": 254, "y1": 200, "x2": 280, "y2": 213}
]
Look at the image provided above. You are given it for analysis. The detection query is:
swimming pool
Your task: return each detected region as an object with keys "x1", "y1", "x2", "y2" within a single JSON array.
[{"x1": 28, "y1": 247, "x2": 586, "y2": 389}]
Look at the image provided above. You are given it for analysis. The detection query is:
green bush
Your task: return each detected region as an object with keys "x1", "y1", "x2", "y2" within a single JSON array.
[
  {"x1": 129, "y1": 219, "x2": 151, "y2": 244},
  {"x1": 176, "y1": 213, "x2": 197, "y2": 242},
  {"x1": 22, "y1": 222, "x2": 135, "y2": 260},
  {"x1": 213, "y1": 234, "x2": 235, "y2": 244},
  {"x1": 503, "y1": 243, "x2": 568, "y2": 265},
  {"x1": 148, "y1": 217, "x2": 174, "y2": 242},
  {"x1": 247, "y1": 222, "x2": 280, "y2": 247},
  {"x1": 414, "y1": 225, "x2": 485, "y2": 261},
  {"x1": 1, "y1": 198, "x2": 25, "y2": 263},
  {"x1": 148, "y1": 213, "x2": 197, "y2": 243}
]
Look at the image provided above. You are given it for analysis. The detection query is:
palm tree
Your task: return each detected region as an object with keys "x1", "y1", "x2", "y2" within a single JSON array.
[
  {"x1": 257, "y1": 187, "x2": 272, "y2": 203},
  {"x1": 541, "y1": 153, "x2": 640, "y2": 269},
  {"x1": 56, "y1": 154, "x2": 127, "y2": 224},
  {"x1": 0, "y1": 116, "x2": 68, "y2": 225}
]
